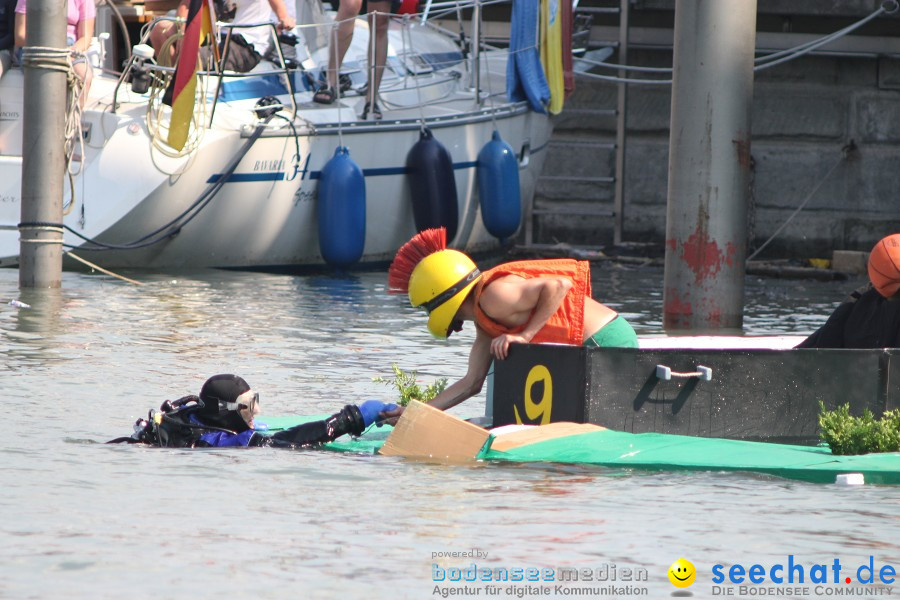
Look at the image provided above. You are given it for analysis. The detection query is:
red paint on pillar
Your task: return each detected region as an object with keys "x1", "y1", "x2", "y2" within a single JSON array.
[
  {"x1": 725, "y1": 242, "x2": 737, "y2": 267},
  {"x1": 664, "y1": 287, "x2": 693, "y2": 328},
  {"x1": 703, "y1": 300, "x2": 723, "y2": 328},
  {"x1": 680, "y1": 226, "x2": 725, "y2": 284},
  {"x1": 734, "y1": 133, "x2": 751, "y2": 170}
]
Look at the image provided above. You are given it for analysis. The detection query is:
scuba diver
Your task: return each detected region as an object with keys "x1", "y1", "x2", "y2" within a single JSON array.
[{"x1": 108, "y1": 374, "x2": 397, "y2": 448}]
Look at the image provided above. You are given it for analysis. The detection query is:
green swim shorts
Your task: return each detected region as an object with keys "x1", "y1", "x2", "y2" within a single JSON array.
[{"x1": 583, "y1": 315, "x2": 638, "y2": 348}]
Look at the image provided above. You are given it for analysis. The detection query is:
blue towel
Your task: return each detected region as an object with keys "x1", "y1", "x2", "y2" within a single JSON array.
[{"x1": 506, "y1": 0, "x2": 550, "y2": 113}]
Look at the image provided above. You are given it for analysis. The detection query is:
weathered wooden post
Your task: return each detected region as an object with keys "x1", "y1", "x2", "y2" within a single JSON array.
[
  {"x1": 663, "y1": 0, "x2": 757, "y2": 330},
  {"x1": 19, "y1": 0, "x2": 68, "y2": 288}
]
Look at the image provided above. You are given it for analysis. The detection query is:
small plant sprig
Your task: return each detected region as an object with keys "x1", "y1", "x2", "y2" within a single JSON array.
[
  {"x1": 818, "y1": 401, "x2": 900, "y2": 455},
  {"x1": 373, "y1": 364, "x2": 448, "y2": 407}
]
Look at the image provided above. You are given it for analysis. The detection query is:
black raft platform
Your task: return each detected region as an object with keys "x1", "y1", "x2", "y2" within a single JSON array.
[{"x1": 489, "y1": 338, "x2": 900, "y2": 442}]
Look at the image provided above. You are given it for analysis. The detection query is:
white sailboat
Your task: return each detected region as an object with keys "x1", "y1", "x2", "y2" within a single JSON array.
[{"x1": 0, "y1": 0, "x2": 552, "y2": 269}]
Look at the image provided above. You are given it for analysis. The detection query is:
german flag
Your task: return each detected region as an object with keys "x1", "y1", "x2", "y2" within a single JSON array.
[{"x1": 163, "y1": 0, "x2": 216, "y2": 151}]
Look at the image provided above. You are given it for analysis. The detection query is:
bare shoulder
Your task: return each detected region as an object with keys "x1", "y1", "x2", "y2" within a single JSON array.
[
  {"x1": 481, "y1": 275, "x2": 530, "y2": 302},
  {"x1": 479, "y1": 276, "x2": 542, "y2": 320}
]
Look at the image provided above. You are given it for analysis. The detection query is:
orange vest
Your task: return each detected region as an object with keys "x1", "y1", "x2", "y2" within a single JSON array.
[{"x1": 473, "y1": 259, "x2": 592, "y2": 345}]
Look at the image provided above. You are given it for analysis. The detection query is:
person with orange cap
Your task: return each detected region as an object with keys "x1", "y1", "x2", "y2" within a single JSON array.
[
  {"x1": 797, "y1": 233, "x2": 900, "y2": 348},
  {"x1": 384, "y1": 227, "x2": 638, "y2": 416}
]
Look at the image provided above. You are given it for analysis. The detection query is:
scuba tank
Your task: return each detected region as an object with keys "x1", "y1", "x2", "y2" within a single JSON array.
[{"x1": 113, "y1": 395, "x2": 239, "y2": 447}]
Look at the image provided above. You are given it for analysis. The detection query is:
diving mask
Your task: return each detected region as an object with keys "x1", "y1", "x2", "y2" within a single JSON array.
[{"x1": 223, "y1": 389, "x2": 260, "y2": 427}]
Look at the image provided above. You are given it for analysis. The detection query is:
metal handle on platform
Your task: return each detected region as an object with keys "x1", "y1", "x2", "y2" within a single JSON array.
[{"x1": 655, "y1": 365, "x2": 712, "y2": 382}]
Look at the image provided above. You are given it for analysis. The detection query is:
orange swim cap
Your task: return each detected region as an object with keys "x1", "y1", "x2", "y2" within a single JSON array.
[{"x1": 868, "y1": 234, "x2": 900, "y2": 298}]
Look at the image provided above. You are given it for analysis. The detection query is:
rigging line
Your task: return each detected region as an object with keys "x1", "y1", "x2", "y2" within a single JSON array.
[
  {"x1": 746, "y1": 143, "x2": 854, "y2": 262},
  {"x1": 403, "y1": 14, "x2": 429, "y2": 131},
  {"x1": 755, "y1": 1, "x2": 895, "y2": 65},
  {"x1": 64, "y1": 252, "x2": 144, "y2": 285},
  {"x1": 575, "y1": 71, "x2": 671, "y2": 85},
  {"x1": 571, "y1": 1, "x2": 894, "y2": 83},
  {"x1": 63, "y1": 118, "x2": 273, "y2": 251},
  {"x1": 753, "y1": 8, "x2": 889, "y2": 71}
]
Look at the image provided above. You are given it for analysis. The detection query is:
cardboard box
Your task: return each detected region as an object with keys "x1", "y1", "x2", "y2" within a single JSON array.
[
  {"x1": 380, "y1": 401, "x2": 491, "y2": 462},
  {"x1": 380, "y1": 401, "x2": 606, "y2": 460}
]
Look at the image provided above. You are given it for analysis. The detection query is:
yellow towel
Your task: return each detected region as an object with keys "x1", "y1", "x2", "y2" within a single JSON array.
[{"x1": 540, "y1": 0, "x2": 564, "y2": 114}]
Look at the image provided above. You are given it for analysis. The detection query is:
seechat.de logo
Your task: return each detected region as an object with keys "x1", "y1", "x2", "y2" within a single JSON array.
[{"x1": 669, "y1": 558, "x2": 697, "y2": 588}]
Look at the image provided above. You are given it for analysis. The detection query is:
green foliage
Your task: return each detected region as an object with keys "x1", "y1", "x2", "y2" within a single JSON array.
[
  {"x1": 373, "y1": 364, "x2": 448, "y2": 407},
  {"x1": 818, "y1": 401, "x2": 900, "y2": 455}
]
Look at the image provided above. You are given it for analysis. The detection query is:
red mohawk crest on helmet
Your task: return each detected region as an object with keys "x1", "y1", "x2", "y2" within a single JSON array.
[{"x1": 388, "y1": 227, "x2": 447, "y2": 293}]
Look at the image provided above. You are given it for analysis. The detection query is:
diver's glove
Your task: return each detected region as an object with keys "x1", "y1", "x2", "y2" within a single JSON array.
[{"x1": 358, "y1": 400, "x2": 399, "y2": 427}]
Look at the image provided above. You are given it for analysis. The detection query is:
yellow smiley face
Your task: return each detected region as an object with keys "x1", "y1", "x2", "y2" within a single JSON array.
[{"x1": 668, "y1": 558, "x2": 696, "y2": 588}]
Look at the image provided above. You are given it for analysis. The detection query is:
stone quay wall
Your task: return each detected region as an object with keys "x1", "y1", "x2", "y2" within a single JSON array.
[{"x1": 531, "y1": 0, "x2": 900, "y2": 259}]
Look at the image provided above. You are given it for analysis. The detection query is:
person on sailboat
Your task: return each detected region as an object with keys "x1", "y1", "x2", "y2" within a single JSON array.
[
  {"x1": 0, "y1": 0, "x2": 14, "y2": 77},
  {"x1": 312, "y1": 0, "x2": 397, "y2": 120},
  {"x1": 150, "y1": 0, "x2": 295, "y2": 71},
  {"x1": 14, "y1": 0, "x2": 94, "y2": 104},
  {"x1": 382, "y1": 227, "x2": 637, "y2": 419},
  {"x1": 797, "y1": 233, "x2": 900, "y2": 349},
  {"x1": 108, "y1": 374, "x2": 396, "y2": 448}
]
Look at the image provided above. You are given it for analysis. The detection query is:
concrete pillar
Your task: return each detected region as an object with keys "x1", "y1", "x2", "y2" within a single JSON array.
[
  {"x1": 663, "y1": 0, "x2": 757, "y2": 331},
  {"x1": 19, "y1": 0, "x2": 68, "y2": 288}
]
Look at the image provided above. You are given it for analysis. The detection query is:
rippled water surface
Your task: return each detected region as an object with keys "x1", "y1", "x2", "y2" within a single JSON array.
[{"x1": 1, "y1": 263, "x2": 897, "y2": 599}]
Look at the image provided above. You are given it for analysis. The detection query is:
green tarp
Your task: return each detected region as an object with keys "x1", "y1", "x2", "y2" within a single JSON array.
[{"x1": 258, "y1": 416, "x2": 900, "y2": 484}]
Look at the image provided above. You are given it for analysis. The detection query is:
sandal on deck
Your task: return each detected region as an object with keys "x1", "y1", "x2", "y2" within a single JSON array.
[
  {"x1": 361, "y1": 101, "x2": 382, "y2": 121},
  {"x1": 313, "y1": 86, "x2": 337, "y2": 105}
]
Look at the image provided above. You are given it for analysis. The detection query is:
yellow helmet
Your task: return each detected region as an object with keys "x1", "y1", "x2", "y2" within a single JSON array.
[{"x1": 408, "y1": 249, "x2": 481, "y2": 338}]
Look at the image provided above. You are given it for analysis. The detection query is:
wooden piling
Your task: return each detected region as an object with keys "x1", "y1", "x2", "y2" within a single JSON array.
[{"x1": 19, "y1": 0, "x2": 68, "y2": 288}]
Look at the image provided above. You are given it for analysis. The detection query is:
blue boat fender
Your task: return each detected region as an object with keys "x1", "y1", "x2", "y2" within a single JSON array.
[
  {"x1": 317, "y1": 146, "x2": 366, "y2": 267},
  {"x1": 405, "y1": 127, "x2": 459, "y2": 241},
  {"x1": 477, "y1": 130, "x2": 521, "y2": 239}
]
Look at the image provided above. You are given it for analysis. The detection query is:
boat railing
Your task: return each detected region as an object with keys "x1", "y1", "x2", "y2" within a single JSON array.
[
  {"x1": 208, "y1": 21, "x2": 297, "y2": 123},
  {"x1": 112, "y1": 16, "x2": 298, "y2": 119},
  {"x1": 111, "y1": 15, "x2": 177, "y2": 113},
  {"x1": 109, "y1": 0, "x2": 512, "y2": 138}
]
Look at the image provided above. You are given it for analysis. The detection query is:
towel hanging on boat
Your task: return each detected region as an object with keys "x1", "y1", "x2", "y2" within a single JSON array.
[
  {"x1": 540, "y1": 0, "x2": 564, "y2": 114},
  {"x1": 506, "y1": 0, "x2": 550, "y2": 114}
]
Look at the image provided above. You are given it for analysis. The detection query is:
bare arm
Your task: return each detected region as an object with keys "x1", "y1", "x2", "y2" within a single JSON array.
[
  {"x1": 14, "y1": 12, "x2": 24, "y2": 48},
  {"x1": 481, "y1": 276, "x2": 573, "y2": 359},
  {"x1": 428, "y1": 327, "x2": 494, "y2": 411},
  {"x1": 380, "y1": 329, "x2": 493, "y2": 425},
  {"x1": 266, "y1": 0, "x2": 295, "y2": 31},
  {"x1": 71, "y1": 17, "x2": 94, "y2": 53}
]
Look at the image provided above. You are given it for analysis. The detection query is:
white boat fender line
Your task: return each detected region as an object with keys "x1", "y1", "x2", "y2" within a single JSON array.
[
  {"x1": 17, "y1": 222, "x2": 65, "y2": 246},
  {"x1": 655, "y1": 365, "x2": 713, "y2": 382},
  {"x1": 65, "y1": 252, "x2": 144, "y2": 286}
]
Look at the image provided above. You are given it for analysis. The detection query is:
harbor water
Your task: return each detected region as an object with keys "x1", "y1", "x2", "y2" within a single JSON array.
[{"x1": 1, "y1": 263, "x2": 898, "y2": 599}]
